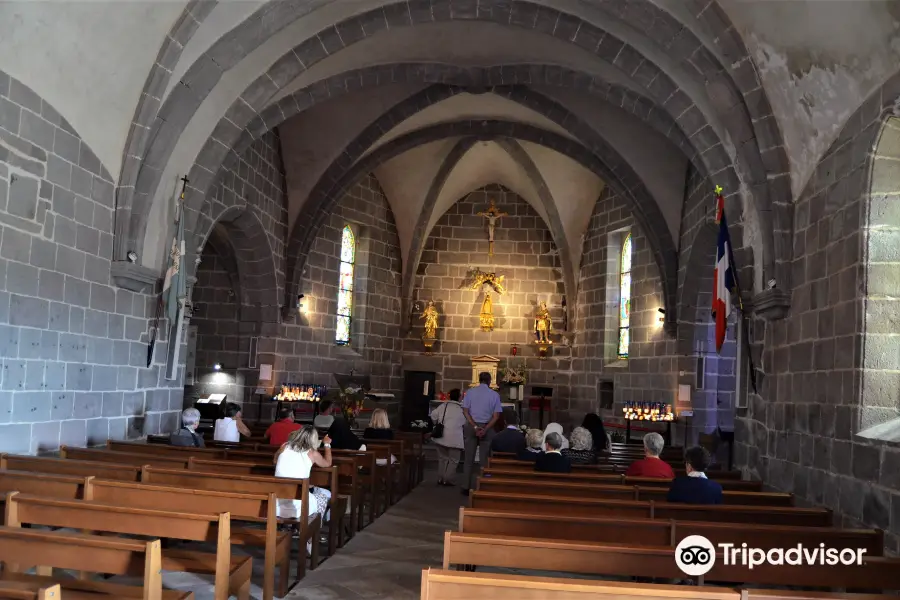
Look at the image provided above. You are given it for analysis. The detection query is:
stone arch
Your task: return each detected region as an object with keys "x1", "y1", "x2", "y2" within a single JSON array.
[
  {"x1": 120, "y1": 1, "x2": 790, "y2": 297},
  {"x1": 281, "y1": 82, "x2": 679, "y2": 328},
  {"x1": 195, "y1": 206, "x2": 280, "y2": 323},
  {"x1": 283, "y1": 118, "x2": 678, "y2": 332},
  {"x1": 860, "y1": 110, "x2": 900, "y2": 441}
]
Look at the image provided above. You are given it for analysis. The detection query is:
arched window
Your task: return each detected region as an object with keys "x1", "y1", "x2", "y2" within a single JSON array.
[
  {"x1": 618, "y1": 233, "x2": 632, "y2": 358},
  {"x1": 335, "y1": 225, "x2": 356, "y2": 345}
]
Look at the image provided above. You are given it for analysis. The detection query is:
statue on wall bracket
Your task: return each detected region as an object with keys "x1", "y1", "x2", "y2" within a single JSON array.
[
  {"x1": 462, "y1": 268, "x2": 506, "y2": 332},
  {"x1": 534, "y1": 300, "x2": 553, "y2": 359},
  {"x1": 421, "y1": 300, "x2": 439, "y2": 354}
]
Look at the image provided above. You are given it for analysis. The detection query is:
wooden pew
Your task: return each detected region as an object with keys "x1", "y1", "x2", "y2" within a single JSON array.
[
  {"x1": 139, "y1": 467, "x2": 320, "y2": 580},
  {"x1": 0, "y1": 525, "x2": 187, "y2": 600},
  {"x1": 457, "y1": 508, "x2": 885, "y2": 555},
  {"x1": 361, "y1": 439, "x2": 408, "y2": 500},
  {"x1": 0, "y1": 581, "x2": 62, "y2": 600},
  {"x1": 421, "y1": 568, "x2": 736, "y2": 600},
  {"x1": 394, "y1": 431, "x2": 425, "y2": 486},
  {"x1": 87, "y1": 479, "x2": 288, "y2": 600},
  {"x1": 107, "y1": 441, "x2": 370, "y2": 537},
  {"x1": 469, "y1": 491, "x2": 832, "y2": 526},
  {"x1": 487, "y1": 457, "x2": 744, "y2": 478},
  {"x1": 188, "y1": 458, "x2": 347, "y2": 557},
  {"x1": 5, "y1": 492, "x2": 251, "y2": 600},
  {"x1": 481, "y1": 468, "x2": 764, "y2": 491},
  {"x1": 441, "y1": 532, "x2": 900, "y2": 591},
  {"x1": 0, "y1": 454, "x2": 140, "y2": 481},
  {"x1": 60, "y1": 447, "x2": 191, "y2": 469},
  {"x1": 475, "y1": 477, "x2": 793, "y2": 506}
]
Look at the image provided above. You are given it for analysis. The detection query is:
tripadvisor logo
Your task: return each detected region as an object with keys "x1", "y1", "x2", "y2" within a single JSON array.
[{"x1": 675, "y1": 535, "x2": 868, "y2": 576}]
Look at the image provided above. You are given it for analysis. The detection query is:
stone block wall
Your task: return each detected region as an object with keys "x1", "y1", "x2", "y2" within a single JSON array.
[
  {"x1": 570, "y1": 187, "x2": 677, "y2": 432},
  {"x1": 405, "y1": 185, "x2": 568, "y2": 424},
  {"x1": 184, "y1": 132, "x2": 288, "y2": 414},
  {"x1": 0, "y1": 70, "x2": 182, "y2": 453},
  {"x1": 732, "y1": 83, "x2": 900, "y2": 555}
]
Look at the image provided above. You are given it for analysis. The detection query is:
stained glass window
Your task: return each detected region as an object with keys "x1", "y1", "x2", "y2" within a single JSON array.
[
  {"x1": 335, "y1": 225, "x2": 355, "y2": 345},
  {"x1": 618, "y1": 233, "x2": 632, "y2": 358}
]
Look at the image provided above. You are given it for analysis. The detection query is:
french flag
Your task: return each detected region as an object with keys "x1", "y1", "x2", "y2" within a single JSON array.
[{"x1": 712, "y1": 187, "x2": 735, "y2": 354}]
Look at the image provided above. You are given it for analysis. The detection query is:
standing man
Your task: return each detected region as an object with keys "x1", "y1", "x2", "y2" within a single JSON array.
[{"x1": 461, "y1": 372, "x2": 502, "y2": 495}]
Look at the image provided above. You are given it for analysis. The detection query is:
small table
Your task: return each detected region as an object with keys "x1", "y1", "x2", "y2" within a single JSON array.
[{"x1": 624, "y1": 419, "x2": 674, "y2": 445}]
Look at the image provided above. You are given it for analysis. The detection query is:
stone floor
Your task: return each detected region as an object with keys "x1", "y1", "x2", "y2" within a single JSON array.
[{"x1": 282, "y1": 472, "x2": 466, "y2": 600}]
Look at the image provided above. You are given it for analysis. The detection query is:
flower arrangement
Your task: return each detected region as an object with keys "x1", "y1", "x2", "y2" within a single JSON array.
[
  {"x1": 335, "y1": 383, "x2": 366, "y2": 427},
  {"x1": 517, "y1": 424, "x2": 528, "y2": 433},
  {"x1": 501, "y1": 364, "x2": 526, "y2": 384},
  {"x1": 410, "y1": 420, "x2": 429, "y2": 429}
]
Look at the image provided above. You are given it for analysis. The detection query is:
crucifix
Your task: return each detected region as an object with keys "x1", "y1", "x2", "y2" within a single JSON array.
[{"x1": 477, "y1": 199, "x2": 508, "y2": 257}]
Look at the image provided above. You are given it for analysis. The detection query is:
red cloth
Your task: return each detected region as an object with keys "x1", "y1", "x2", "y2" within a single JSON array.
[
  {"x1": 624, "y1": 457, "x2": 675, "y2": 479},
  {"x1": 265, "y1": 419, "x2": 301, "y2": 447}
]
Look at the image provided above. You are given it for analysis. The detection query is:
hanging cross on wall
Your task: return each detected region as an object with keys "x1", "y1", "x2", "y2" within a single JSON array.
[{"x1": 477, "y1": 199, "x2": 508, "y2": 257}]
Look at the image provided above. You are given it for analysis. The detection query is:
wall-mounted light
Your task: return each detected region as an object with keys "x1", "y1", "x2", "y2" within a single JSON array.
[
  {"x1": 126, "y1": 250, "x2": 137, "y2": 263},
  {"x1": 297, "y1": 294, "x2": 306, "y2": 315},
  {"x1": 657, "y1": 308, "x2": 666, "y2": 323},
  {"x1": 213, "y1": 363, "x2": 222, "y2": 371}
]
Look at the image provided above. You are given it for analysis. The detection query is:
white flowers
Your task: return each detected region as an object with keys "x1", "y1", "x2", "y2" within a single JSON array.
[{"x1": 410, "y1": 420, "x2": 428, "y2": 428}]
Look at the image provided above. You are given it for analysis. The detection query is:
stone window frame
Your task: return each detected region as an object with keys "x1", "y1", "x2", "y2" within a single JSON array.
[
  {"x1": 604, "y1": 227, "x2": 631, "y2": 367},
  {"x1": 334, "y1": 221, "x2": 372, "y2": 359},
  {"x1": 335, "y1": 224, "x2": 357, "y2": 347}
]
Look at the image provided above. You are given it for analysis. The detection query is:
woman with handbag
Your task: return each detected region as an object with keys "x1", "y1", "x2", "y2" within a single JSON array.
[{"x1": 429, "y1": 388, "x2": 466, "y2": 486}]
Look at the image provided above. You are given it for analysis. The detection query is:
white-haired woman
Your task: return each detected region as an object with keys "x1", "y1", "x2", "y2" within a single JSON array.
[
  {"x1": 170, "y1": 408, "x2": 204, "y2": 447},
  {"x1": 274, "y1": 425, "x2": 334, "y2": 546},
  {"x1": 541, "y1": 423, "x2": 569, "y2": 450},
  {"x1": 562, "y1": 427, "x2": 596, "y2": 464},
  {"x1": 517, "y1": 428, "x2": 544, "y2": 461}
]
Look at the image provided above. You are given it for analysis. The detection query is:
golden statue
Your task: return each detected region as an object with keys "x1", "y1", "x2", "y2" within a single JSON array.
[
  {"x1": 480, "y1": 293, "x2": 495, "y2": 332},
  {"x1": 466, "y1": 269, "x2": 506, "y2": 294},
  {"x1": 421, "y1": 300, "x2": 438, "y2": 340},
  {"x1": 534, "y1": 300, "x2": 553, "y2": 344},
  {"x1": 476, "y1": 200, "x2": 508, "y2": 257}
]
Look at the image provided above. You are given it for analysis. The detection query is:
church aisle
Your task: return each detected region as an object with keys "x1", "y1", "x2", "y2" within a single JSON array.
[{"x1": 285, "y1": 471, "x2": 466, "y2": 600}]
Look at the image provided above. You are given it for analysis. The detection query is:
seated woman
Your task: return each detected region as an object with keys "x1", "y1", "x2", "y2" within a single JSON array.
[
  {"x1": 534, "y1": 432, "x2": 571, "y2": 473},
  {"x1": 274, "y1": 426, "x2": 334, "y2": 550},
  {"x1": 666, "y1": 446, "x2": 723, "y2": 505},
  {"x1": 363, "y1": 408, "x2": 394, "y2": 440},
  {"x1": 517, "y1": 428, "x2": 544, "y2": 461},
  {"x1": 362, "y1": 408, "x2": 397, "y2": 465},
  {"x1": 214, "y1": 402, "x2": 251, "y2": 442},
  {"x1": 582, "y1": 413, "x2": 609, "y2": 452},
  {"x1": 541, "y1": 422, "x2": 569, "y2": 450},
  {"x1": 562, "y1": 427, "x2": 596, "y2": 464},
  {"x1": 170, "y1": 408, "x2": 205, "y2": 447}
]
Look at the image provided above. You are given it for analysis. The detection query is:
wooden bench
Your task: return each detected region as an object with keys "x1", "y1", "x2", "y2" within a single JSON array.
[
  {"x1": 0, "y1": 582, "x2": 61, "y2": 600},
  {"x1": 60, "y1": 447, "x2": 191, "y2": 469},
  {"x1": 0, "y1": 455, "x2": 140, "y2": 481},
  {"x1": 139, "y1": 466, "x2": 320, "y2": 580},
  {"x1": 421, "y1": 568, "x2": 726, "y2": 600},
  {"x1": 475, "y1": 477, "x2": 793, "y2": 506},
  {"x1": 458, "y1": 508, "x2": 885, "y2": 555},
  {"x1": 361, "y1": 439, "x2": 408, "y2": 501},
  {"x1": 5, "y1": 492, "x2": 250, "y2": 600},
  {"x1": 441, "y1": 532, "x2": 900, "y2": 591},
  {"x1": 487, "y1": 457, "x2": 743, "y2": 478},
  {"x1": 87, "y1": 479, "x2": 287, "y2": 600},
  {"x1": 469, "y1": 491, "x2": 832, "y2": 526},
  {"x1": 0, "y1": 524, "x2": 188, "y2": 600},
  {"x1": 481, "y1": 468, "x2": 764, "y2": 491}
]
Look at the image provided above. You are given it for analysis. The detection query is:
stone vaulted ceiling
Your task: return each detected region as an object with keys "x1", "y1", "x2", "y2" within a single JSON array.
[{"x1": 3, "y1": 0, "x2": 899, "y2": 330}]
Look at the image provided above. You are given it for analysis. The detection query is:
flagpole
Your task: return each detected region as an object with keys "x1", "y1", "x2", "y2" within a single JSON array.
[{"x1": 714, "y1": 185, "x2": 758, "y2": 395}]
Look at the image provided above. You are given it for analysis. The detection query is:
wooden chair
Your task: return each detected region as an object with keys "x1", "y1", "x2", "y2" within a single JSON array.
[
  {"x1": 4, "y1": 492, "x2": 251, "y2": 600},
  {"x1": 0, "y1": 525, "x2": 190, "y2": 599}
]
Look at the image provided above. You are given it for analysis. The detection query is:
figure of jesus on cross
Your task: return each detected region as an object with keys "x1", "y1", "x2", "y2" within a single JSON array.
[{"x1": 477, "y1": 199, "x2": 508, "y2": 257}]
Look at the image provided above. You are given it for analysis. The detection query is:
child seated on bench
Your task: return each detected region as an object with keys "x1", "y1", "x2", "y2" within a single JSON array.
[{"x1": 275, "y1": 426, "x2": 334, "y2": 541}]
